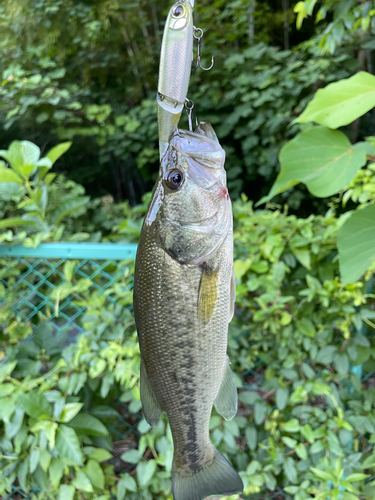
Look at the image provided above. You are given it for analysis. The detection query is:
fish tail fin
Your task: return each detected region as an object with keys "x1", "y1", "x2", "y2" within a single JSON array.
[{"x1": 172, "y1": 447, "x2": 243, "y2": 500}]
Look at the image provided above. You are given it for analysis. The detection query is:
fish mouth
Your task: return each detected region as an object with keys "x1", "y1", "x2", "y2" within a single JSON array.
[
  {"x1": 166, "y1": 210, "x2": 219, "y2": 228},
  {"x1": 173, "y1": 130, "x2": 225, "y2": 171}
]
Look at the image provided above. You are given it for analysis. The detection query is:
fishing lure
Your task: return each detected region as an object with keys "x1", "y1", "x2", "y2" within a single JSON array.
[{"x1": 157, "y1": 0, "x2": 214, "y2": 158}]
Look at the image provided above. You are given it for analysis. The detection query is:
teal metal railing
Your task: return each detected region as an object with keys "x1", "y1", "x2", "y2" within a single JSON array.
[{"x1": 0, "y1": 243, "x2": 137, "y2": 260}]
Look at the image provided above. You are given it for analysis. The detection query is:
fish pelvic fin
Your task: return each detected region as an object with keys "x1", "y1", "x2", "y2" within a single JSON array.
[
  {"x1": 214, "y1": 355, "x2": 238, "y2": 421},
  {"x1": 172, "y1": 447, "x2": 243, "y2": 500},
  {"x1": 140, "y1": 360, "x2": 163, "y2": 426}
]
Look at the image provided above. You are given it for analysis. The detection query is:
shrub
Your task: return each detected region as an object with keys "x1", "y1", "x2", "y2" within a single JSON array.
[{"x1": 1, "y1": 191, "x2": 375, "y2": 499}]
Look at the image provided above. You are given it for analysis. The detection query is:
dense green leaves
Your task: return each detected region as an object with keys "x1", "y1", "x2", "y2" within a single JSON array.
[
  {"x1": 0, "y1": 0, "x2": 358, "y2": 205},
  {"x1": 338, "y1": 205, "x2": 375, "y2": 284},
  {"x1": 1, "y1": 193, "x2": 375, "y2": 499},
  {"x1": 1, "y1": 0, "x2": 375, "y2": 491}
]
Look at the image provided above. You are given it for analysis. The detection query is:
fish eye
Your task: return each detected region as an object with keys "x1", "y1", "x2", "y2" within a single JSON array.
[
  {"x1": 172, "y1": 4, "x2": 185, "y2": 17},
  {"x1": 166, "y1": 169, "x2": 184, "y2": 189}
]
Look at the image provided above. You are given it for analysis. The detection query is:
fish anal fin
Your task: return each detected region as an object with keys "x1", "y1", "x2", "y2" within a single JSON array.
[
  {"x1": 140, "y1": 360, "x2": 163, "y2": 426},
  {"x1": 172, "y1": 447, "x2": 243, "y2": 500},
  {"x1": 214, "y1": 356, "x2": 238, "y2": 421},
  {"x1": 198, "y1": 267, "x2": 219, "y2": 325}
]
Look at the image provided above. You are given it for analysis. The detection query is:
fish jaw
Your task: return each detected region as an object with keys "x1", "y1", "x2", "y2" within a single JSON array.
[{"x1": 157, "y1": 0, "x2": 194, "y2": 158}]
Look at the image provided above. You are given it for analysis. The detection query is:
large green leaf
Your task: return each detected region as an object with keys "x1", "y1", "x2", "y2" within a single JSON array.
[
  {"x1": 338, "y1": 205, "x2": 375, "y2": 284},
  {"x1": 20, "y1": 393, "x2": 52, "y2": 419},
  {"x1": 84, "y1": 459, "x2": 105, "y2": 490},
  {"x1": 0, "y1": 141, "x2": 40, "y2": 178},
  {"x1": 45, "y1": 142, "x2": 72, "y2": 166},
  {"x1": 295, "y1": 72, "x2": 375, "y2": 128},
  {"x1": 58, "y1": 485, "x2": 75, "y2": 500},
  {"x1": 5, "y1": 408, "x2": 24, "y2": 439},
  {"x1": 0, "y1": 183, "x2": 23, "y2": 199},
  {"x1": 55, "y1": 424, "x2": 83, "y2": 465},
  {"x1": 268, "y1": 127, "x2": 367, "y2": 199},
  {"x1": 58, "y1": 403, "x2": 83, "y2": 423},
  {"x1": 137, "y1": 460, "x2": 157, "y2": 487},
  {"x1": 0, "y1": 166, "x2": 23, "y2": 183},
  {"x1": 68, "y1": 413, "x2": 109, "y2": 436},
  {"x1": 0, "y1": 165, "x2": 24, "y2": 198},
  {"x1": 72, "y1": 471, "x2": 93, "y2": 492}
]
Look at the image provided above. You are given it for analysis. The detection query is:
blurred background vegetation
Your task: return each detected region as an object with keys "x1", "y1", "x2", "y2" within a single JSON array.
[{"x1": 1, "y1": 0, "x2": 374, "y2": 213}]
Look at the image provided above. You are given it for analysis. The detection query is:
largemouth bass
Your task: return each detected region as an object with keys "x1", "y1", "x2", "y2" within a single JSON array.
[
  {"x1": 134, "y1": 122, "x2": 244, "y2": 500},
  {"x1": 157, "y1": 0, "x2": 194, "y2": 159}
]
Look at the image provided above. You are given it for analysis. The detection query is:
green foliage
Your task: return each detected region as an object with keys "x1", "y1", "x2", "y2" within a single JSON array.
[
  {"x1": 266, "y1": 127, "x2": 369, "y2": 200},
  {"x1": 265, "y1": 70, "x2": 375, "y2": 283},
  {"x1": 0, "y1": 139, "x2": 89, "y2": 246},
  {"x1": 0, "y1": 0, "x2": 361, "y2": 207},
  {"x1": 1, "y1": 193, "x2": 375, "y2": 499},
  {"x1": 338, "y1": 205, "x2": 375, "y2": 285},
  {"x1": 295, "y1": 0, "x2": 375, "y2": 54},
  {"x1": 0, "y1": 139, "x2": 146, "y2": 246}
]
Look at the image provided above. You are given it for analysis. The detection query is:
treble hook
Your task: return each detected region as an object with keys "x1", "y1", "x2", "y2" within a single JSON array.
[{"x1": 193, "y1": 26, "x2": 214, "y2": 71}]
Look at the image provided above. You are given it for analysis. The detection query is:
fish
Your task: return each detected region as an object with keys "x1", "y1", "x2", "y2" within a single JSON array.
[
  {"x1": 157, "y1": 0, "x2": 194, "y2": 160},
  {"x1": 133, "y1": 121, "x2": 244, "y2": 500}
]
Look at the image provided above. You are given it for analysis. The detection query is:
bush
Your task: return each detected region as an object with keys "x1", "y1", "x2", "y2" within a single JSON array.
[{"x1": 1, "y1": 188, "x2": 375, "y2": 498}]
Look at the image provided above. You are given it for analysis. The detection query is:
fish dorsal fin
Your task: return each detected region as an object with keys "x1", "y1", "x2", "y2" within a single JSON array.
[
  {"x1": 214, "y1": 356, "x2": 238, "y2": 421},
  {"x1": 229, "y1": 267, "x2": 236, "y2": 322},
  {"x1": 140, "y1": 360, "x2": 163, "y2": 426},
  {"x1": 198, "y1": 266, "x2": 219, "y2": 325}
]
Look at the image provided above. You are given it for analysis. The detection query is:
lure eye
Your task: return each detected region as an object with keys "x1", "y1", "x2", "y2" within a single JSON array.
[
  {"x1": 172, "y1": 4, "x2": 184, "y2": 17},
  {"x1": 166, "y1": 169, "x2": 184, "y2": 189}
]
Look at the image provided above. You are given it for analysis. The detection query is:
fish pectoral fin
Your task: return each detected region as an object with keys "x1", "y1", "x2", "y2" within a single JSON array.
[
  {"x1": 140, "y1": 360, "x2": 163, "y2": 426},
  {"x1": 198, "y1": 267, "x2": 219, "y2": 325},
  {"x1": 214, "y1": 356, "x2": 238, "y2": 421},
  {"x1": 229, "y1": 266, "x2": 236, "y2": 322}
]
